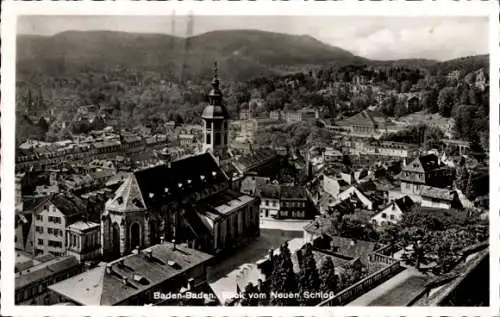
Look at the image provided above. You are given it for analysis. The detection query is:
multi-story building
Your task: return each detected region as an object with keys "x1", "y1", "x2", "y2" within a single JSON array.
[
  {"x1": 15, "y1": 255, "x2": 82, "y2": 305},
  {"x1": 348, "y1": 140, "x2": 420, "y2": 159},
  {"x1": 333, "y1": 110, "x2": 397, "y2": 139},
  {"x1": 256, "y1": 184, "x2": 315, "y2": 220},
  {"x1": 257, "y1": 184, "x2": 281, "y2": 218},
  {"x1": 397, "y1": 154, "x2": 457, "y2": 208},
  {"x1": 31, "y1": 194, "x2": 86, "y2": 257}
]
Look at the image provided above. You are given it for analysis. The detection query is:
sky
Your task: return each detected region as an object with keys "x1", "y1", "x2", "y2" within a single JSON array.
[{"x1": 17, "y1": 16, "x2": 489, "y2": 61}]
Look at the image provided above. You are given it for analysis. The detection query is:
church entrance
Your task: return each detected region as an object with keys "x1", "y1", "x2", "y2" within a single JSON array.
[
  {"x1": 130, "y1": 222, "x2": 141, "y2": 250},
  {"x1": 111, "y1": 223, "x2": 121, "y2": 257}
]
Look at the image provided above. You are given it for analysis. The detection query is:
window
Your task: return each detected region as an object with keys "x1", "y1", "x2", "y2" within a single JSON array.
[
  {"x1": 48, "y1": 228, "x2": 53, "y2": 235},
  {"x1": 265, "y1": 200, "x2": 269, "y2": 206},
  {"x1": 37, "y1": 239, "x2": 43, "y2": 245},
  {"x1": 48, "y1": 240, "x2": 62, "y2": 248},
  {"x1": 35, "y1": 226, "x2": 44, "y2": 233},
  {"x1": 206, "y1": 133, "x2": 211, "y2": 145},
  {"x1": 390, "y1": 215, "x2": 395, "y2": 220},
  {"x1": 381, "y1": 213, "x2": 387, "y2": 219},
  {"x1": 36, "y1": 215, "x2": 43, "y2": 221},
  {"x1": 272, "y1": 201, "x2": 277, "y2": 207}
]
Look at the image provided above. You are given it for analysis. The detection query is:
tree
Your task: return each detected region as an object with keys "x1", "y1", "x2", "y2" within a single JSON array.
[
  {"x1": 342, "y1": 260, "x2": 365, "y2": 288},
  {"x1": 437, "y1": 87, "x2": 456, "y2": 117},
  {"x1": 421, "y1": 88, "x2": 439, "y2": 113},
  {"x1": 270, "y1": 243, "x2": 298, "y2": 305},
  {"x1": 297, "y1": 243, "x2": 320, "y2": 305},
  {"x1": 400, "y1": 80, "x2": 412, "y2": 93},
  {"x1": 455, "y1": 158, "x2": 469, "y2": 192},
  {"x1": 319, "y1": 256, "x2": 338, "y2": 294},
  {"x1": 240, "y1": 282, "x2": 259, "y2": 306},
  {"x1": 465, "y1": 173, "x2": 475, "y2": 200}
]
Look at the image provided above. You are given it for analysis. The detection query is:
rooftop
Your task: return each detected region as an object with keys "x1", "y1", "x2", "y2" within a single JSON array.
[
  {"x1": 48, "y1": 242, "x2": 213, "y2": 305},
  {"x1": 16, "y1": 256, "x2": 80, "y2": 290}
]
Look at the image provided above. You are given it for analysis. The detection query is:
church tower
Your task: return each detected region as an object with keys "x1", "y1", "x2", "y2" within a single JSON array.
[{"x1": 202, "y1": 62, "x2": 230, "y2": 159}]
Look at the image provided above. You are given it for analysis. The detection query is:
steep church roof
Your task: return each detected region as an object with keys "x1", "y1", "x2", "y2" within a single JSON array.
[{"x1": 106, "y1": 153, "x2": 228, "y2": 211}]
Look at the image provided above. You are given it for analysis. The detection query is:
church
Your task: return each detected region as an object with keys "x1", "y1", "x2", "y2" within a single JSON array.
[{"x1": 101, "y1": 65, "x2": 260, "y2": 259}]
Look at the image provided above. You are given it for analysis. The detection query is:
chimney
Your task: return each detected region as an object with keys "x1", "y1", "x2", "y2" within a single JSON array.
[
  {"x1": 187, "y1": 278, "x2": 195, "y2": 290},
  {"x1": 105, "y1": 264, "x2": 112, "y2": 275},
  {"x1": 160, "y1": 235, "x2": 165, "y2": 244},
  {"x1": 172, "y1": 239, "x2": 176, "y2": 250},
  {"x1": 144, "y1": 249, "x2": 153, "y2": 260},
  {"x1": 122, "y1": 277, "x2": 129, "y2": 285}
]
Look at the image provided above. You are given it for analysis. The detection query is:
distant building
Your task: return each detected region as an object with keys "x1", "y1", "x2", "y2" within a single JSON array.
[
  {"x1": 48, "y1": 242, "x2": 215, "y2": 306},
  {"x1": 284, "y1": 108, "x2": 318, "y2": 123},
  {"x1": 332, "y1": 110, "x2": 397, "y2": 139},
  {"x1": 269, "y1": 110, "x2": 283, "y2": 121},
  {"x1": 179, "y1": 134, "x2": 196, "y2": 147},
  {"x1": 15, "y1": 255, "x2": 82, "y2": 305},
  {"x1": 371, "y1": 196, "x2": 415, "y2": 226},
  {"x1": 349, "y1": 140, "x2": 419, "y2": 159},
  {"x1": 256, "y1": 184, "x2": 315, "y2": 220}
]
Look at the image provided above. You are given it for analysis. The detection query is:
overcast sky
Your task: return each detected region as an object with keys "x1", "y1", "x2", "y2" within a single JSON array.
[{"x1": 18, "y1": 16, "x2": 488, "y2": 61}]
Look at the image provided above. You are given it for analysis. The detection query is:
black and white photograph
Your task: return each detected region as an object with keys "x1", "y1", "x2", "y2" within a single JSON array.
[{"x1": 1, "y1": 2, "x2": 497, "y2": 313}]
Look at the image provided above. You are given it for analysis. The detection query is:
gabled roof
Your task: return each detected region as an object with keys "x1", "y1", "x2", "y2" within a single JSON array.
[
  {"x1": 107, "y1": 153, "x2": 228, "y2": 211},
  {"x1": 34, "y1": 194, "x2": 86, "y2": 217},
  {"x1": 106, "y1": 175, "x2": 147, "y2": 212},
  {"x1": 337, "y1": 110, "x2": 387, "y2": 128},
  {"x1": 393, "y1": 195, "x2": 415, "y2": 212}
]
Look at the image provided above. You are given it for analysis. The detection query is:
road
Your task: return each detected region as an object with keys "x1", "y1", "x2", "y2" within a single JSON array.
[{"x1": 207, "y1": 228, "x2": 304, "y2": 304}]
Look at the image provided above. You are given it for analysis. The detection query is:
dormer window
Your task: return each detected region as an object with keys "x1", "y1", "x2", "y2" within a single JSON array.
[
  {"x1": 187, "y1": 179, "x2": 192, "y2": 185},
  {"x1": 116, "y1": 196, "x2": 123, "y2": 205},
  {"x1": 212, "y1": 171, "x2": 217, "y2": 177},
  {"x1": 200, "y1": 175, "x2": 206, "y2": 181},
  {"x1": 149, "y1": 193, "x2": 154, "y2": 199},
  {"x1": 164, "y1": 187, "x2": 169, "y2": 193},
  {"x1": 178, "y1": 183, "x2": 183, "y2": 188}
]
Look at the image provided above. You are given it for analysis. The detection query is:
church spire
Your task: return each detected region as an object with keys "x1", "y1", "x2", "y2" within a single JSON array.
[{"x1": 209, "y1": 62, "x2": 222, "y2": 106}]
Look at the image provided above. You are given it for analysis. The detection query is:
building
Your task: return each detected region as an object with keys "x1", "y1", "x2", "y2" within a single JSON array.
[
  {"x1": 269, "y1": 110, "x2": 283, "y2": 121},
  {"x1": 333, "y1": 110, "x2": 396, "y2": 139},
  {"x1": 31, "y1": 194, "x2": 86, "y2": 256},
  {"x1": 257, "y1": 184, "x2": 281, "y2": 218},
  {"x1": 399, "y1": 154, "x2": 454, "y2": 198},
  {"x1": 349, "y1": 140, "x2": 419, "y2": 159},
  {"x1": 239, "y1": 175, "x2": 271, "y2": 196},
  {"x1": 371, "y1": 196, "x2": 415, "y2": 226},
  {"x1": 65, "y1": 221, "x2": 101, "y2": 263},
  {"x1": 100, "y1": 152, "x2": 260, "y2": 258},
  {"x1": 48, "y1": 242, "x2": 215, "y2": 306},
  {"x1": 15, "y1": 255, "x2": 82, "y2": 305},
  {"x1": 179, "y1": 134, "x2": 196, "y2": 147},
  {"x1": 256, "y1": 184, "x2": 315, "y2": 219},
  {"x1": 284, "y1": 108, "x2": 318, "y2": 123},
  {"x1": 201, "y1": 63, "x2": 230, "y2": 159}
]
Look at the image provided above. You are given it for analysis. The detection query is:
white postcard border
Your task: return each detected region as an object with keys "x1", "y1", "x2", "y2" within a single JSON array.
[{"x1": 1, "y1": 1, "x2": 499, "y2": 316}]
